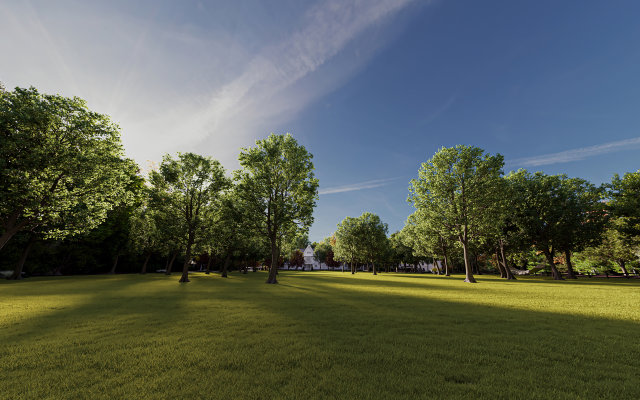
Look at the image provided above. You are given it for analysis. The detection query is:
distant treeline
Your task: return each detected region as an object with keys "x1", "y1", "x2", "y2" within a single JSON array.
[{"x1": 2, "y1": 86, "x2": 638, "y2": 283}]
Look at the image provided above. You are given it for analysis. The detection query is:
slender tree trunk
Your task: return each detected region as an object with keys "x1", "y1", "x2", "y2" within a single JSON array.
[
  {"x1": 205, "y1": 253, "x2": 213, "y2": 274},
  {"x1": 564, "y1": 249, "x2": 577, "y2": 279},
  {"x1": 617, "y1": 260, "x2": 629, "y2": 278},
  {"x1": 140, "y1": 253, "x2": 150, "y2": 274},
  {"x1": 461, "y1": 234, "x2": 476, "y2": 283},
  {"x1": 543, "y1": 248, "x2": 563, "y2": 280},
  {"x1": 166, "y1": 251, "x2": 177, "y2": 275},
  {"x1": 443, "y1": 246, "x2": 450, "y2": 276},
  {"x1": 179, "y1": 236, "x2": 194, "y2": 283},
  {"x1": 221, "y1": 253, "x2": 231, "y2": 278},
  {"x1": 8, "y1": 234, "x2": 36, "y2": 280},
  {"x1": 266, "y1": 238, "x2": 279, "y2": 284},
  {"x1": 109, "y1": 254, "x2": 119, "y2": 274},
  {"x1": 495, "y1": 248, "x2": 507, "y2": 278},
  {"x1": 499, "y1": 242, "x2": 516, "y2": 280},
  {"x1": 372, "y1": 262, "x2": 377, "y2": 275}
]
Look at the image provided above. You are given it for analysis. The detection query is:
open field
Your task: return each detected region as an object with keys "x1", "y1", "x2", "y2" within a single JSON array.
[{"x1": 1, "y1": 271, "x2": 640, "y2": 399}]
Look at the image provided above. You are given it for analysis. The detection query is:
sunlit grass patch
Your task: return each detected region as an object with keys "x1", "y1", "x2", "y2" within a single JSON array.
[{"x1": 1, "y1": 271, "x2": 639, "y2": 399}]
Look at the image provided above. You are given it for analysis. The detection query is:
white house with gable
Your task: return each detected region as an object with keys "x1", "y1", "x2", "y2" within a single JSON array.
[{"x1": 302, "y1": 245, "x2": 330, "y2": 270}]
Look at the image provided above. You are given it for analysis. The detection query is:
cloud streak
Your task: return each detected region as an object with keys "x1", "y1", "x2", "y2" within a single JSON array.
[
  {"x1": 507, "y1": 136, "x2": 640, "y2": 168},
  {"x1": 319, "y1": 177, "x2": 399, "y2": 195},
  {"x1": 0, "y1": 1, "x2": 417, "y2": 168}
]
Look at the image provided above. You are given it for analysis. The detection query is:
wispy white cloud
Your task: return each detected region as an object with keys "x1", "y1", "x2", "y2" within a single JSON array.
[
  {"x1": 0, "y1": 0, "x2": 418, "y2": 168},
  {"x1": 319, "y1": 177, "x2": 399, "y2": 195},
  {"x1": 507, "y1": 137, "x2": 640, "y2": 167}
]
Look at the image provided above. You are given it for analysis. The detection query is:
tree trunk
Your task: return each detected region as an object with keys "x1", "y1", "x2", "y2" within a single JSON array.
[
  {"x1": 166, "y1": 251, "x2": 177, "y2": 275},
  {"x1": 617, "y1": 260, "x2": 629, "y2": 278},
  {"x1": 140, "y1": 253, "x2": 150, "y2": 274},
  {"x1": 266, "y1": 238, "x2": 279, "y2": 284},
  {"x1": 495, "y1": 248, "x2": 507, "y2": 278},
  {"x1": 109, "y1": 254, "x2": 119, "y2": 274},
  {"x1": 205, "y1": 253, "x2": 213, "y2": 274},
  {"x1": 372, "y1": 262, "x2": 377, "y2": 275},
  {"x1": 461, "y1": 235, "x2": 476, "y2": 283},
  {"x1": 8, "y1": 234, "x2": 36, "y2": 280},
  {"x1": 179, "y1": 236, "x2": 194, "y2": 283},
  {"x1": 564, "y1": 249, "x2": 577, "y2": 279},
  {"x1": 499, "y1": 242, "x2": 516, "y2": 280},
  {"x1": 221, "y1": 253, "x2": 231, "y2": 278},
  {"x1": 543, "y1": 248, "x2": 563, "y2": 280},
  {"x1": 443, "y1": 248, "x2": 450, "y2": 276}
]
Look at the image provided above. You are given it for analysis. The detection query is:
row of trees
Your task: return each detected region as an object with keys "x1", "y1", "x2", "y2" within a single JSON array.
[
  {"x1": 314, "y1": 145, "x2": 639, "y2": 283},
  {"x1": 1, "y1": 86, "x2": 319, "y2": 283},
  {"x1": 404, "y1": 145, "x2": 639, "y2": 282},
  {"x1": 3, "y1": 86, "x2": 638, "y2": 284}
]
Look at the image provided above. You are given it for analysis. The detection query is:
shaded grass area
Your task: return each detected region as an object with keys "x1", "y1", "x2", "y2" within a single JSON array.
[{"x1": 1, "y1": 272, "x2": 640, "y2": 399}]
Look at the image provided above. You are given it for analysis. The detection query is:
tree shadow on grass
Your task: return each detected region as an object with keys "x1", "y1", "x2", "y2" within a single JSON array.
[
  {"x1": 259, "y1": 275, "x2": 640, "y2": 399},
  {"x1": 2, "y1": 272, "x2": 639, "y2": 400}
]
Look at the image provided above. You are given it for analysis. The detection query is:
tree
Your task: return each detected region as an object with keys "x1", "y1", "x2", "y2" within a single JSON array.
[
  {"x1": 409, "y1": 145, "x2": 504, "y2": 283},
  {"x1": 334, "y1": 216, "x2": 362, "y2": 274},
  {"x1": 129, "y1": 196, "x2": 158, "y2": 274},
  {"x1": 0, "y1": 87, "x2": 136, "y2": 250},
  {"x1": 289, "y1": 249, "x2": 305, "y2": 270},
  {"x1": 206, "y1": 188, "x2": 254, "y2": 277},
  {"x1": 554, "y1": 178, "x2": 607, "y2": 279},
  {"x1": 608, "y1": 170, "x2": 640, "y2": 243},
  {"x1": 148, "y1": 153, "x2": 228, "y2": 283},
  {"x1": 334, "y1": 213, "x2": 388, "y2": 275},
  {"x1": 355, "y1": 212, "x2": 389, "y2": 275},
  {"x1": 507, "y1": 171, "x2": 594, "y2": 280},
  {"x1": 235, "y1": 133, "x2": 319, "y2": 284}
]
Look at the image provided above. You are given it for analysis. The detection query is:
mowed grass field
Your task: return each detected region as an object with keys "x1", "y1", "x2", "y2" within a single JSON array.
[{"x1": 1, "y1": 271, "x2": 640, "y2": 399}]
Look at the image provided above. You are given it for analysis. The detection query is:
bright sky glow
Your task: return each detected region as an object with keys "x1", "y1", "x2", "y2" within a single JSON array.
[{"x1": 2, "y1": 0, "x2": 639, "y2": 241}]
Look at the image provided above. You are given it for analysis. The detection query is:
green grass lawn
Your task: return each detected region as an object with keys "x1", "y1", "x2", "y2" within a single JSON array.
[{"x1": 1, "y1": 271, "x2": 639, "y2": 399}]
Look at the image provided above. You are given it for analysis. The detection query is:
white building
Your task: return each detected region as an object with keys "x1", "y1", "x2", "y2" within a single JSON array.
[{"x1": 299, "y1": 245, "x2": 442, "y2": 273}]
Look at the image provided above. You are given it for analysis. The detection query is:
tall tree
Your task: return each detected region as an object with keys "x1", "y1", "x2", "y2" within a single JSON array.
[
  {"x1": 507, "y1": 171, "x2": 592, "y2": 280},
  {"x1": 409, "y1": 145, "x2": 504, "y2": 283},
  {"x1": 334, "y1": 216, "x2": 361, "y2": 274},
  {"x1": 148, "y1": 153, "x2": 228, "y2": 283},
  {"x1": 235, "y1": 133, "x2": 318, "y2": 284},
  {"x1": 554, "y1": 178, "x2": 607, "y2": 279},
  {"x1": 608, "y1": 170, "x2": 640, "y2": 243},
  {"x1": 0, "y1": 87, "x2": 135, "y2": 250}
]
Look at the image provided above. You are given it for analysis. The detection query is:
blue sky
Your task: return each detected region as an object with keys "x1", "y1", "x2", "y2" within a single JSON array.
[{"x1": 2, "y1": 0, "x2": 640, "y2": 241}]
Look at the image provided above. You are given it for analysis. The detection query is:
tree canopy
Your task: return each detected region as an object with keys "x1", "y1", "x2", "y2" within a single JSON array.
[
  {"x1": 0, "y1": 87, "x2": 136, "y2": 250},
  {"x1": 235, "y1": 133, "x2": 319, "y2": 284}
]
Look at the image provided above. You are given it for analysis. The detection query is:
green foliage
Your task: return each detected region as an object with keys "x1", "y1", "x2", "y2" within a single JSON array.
[
  {"x1": 609, "y1": 170, "x2": 640, "y2": 243},
  {"x1": 235, "y1": 133, "x2": 319, "y2": 283},
  {"x1": 148, "y1": 152, "x2": 229, "y2": 282},
  {"x1": 334, "y1": 212, "x2": 388, "y2": 273},
  {"x1": 409, "y1": 145, "x2": 504, "y2": 282},
  {"x1": 0, "y1": 87, "x2": 136, "y2": 249}
]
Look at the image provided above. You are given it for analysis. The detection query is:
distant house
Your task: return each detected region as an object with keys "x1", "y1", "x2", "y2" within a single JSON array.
[{"x1": 292, "y1": 245, "x2": 443, "y2": 273}]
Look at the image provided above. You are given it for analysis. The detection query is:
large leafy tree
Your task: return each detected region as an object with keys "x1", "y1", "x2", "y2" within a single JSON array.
[
  {"x1": 409, "y1": 145, "x2": 504, "y2": 283},
  {"x1": 148, "y1": 153, "x2": 228, "y2": 283},
  {"x1": 507, "y1": 171, "x2": 598, "y2": 280},
  {"x1": 554, "y1": 178, "x2": 607, "y2": 279},
  {"x1": 0, "y1": 87, "x2": 136, "y2": 250},
  {"x1": 608, "y1": 170, "x2": 640, "y2": 243},
  {"x1": 334, "y1": 216, "x2": 362, "y2": 274},
  {"x1": 356, "y1": 212, "x2": 389, "y2": 275},
  {"x1": 206, "y1": 188, "x2": 255, "y2": 277},
  {"x1": 235, "y1": 133, "x2": 318, "y2": 284}
]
